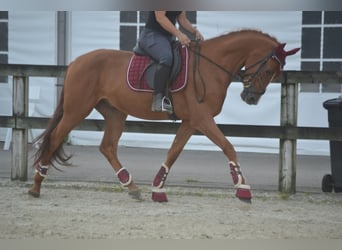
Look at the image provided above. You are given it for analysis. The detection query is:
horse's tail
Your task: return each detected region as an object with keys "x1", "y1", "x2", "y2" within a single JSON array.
[{"x1": 32, "y1": 67, "x2": 72, "y2": 169}]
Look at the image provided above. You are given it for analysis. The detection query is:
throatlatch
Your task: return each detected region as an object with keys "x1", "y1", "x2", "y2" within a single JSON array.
[{"x1": 151, "y1": 163, "x2": 169, "y2": 202}]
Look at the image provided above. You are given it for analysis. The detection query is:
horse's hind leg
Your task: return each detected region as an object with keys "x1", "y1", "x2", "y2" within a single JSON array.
[
  {"x1": 151, "y1": 120, "x2": 195, "y2": 202},
  {"x1": 29, "y1": 114, "x2": 87, "y2": 197},
  {"x1": 28, "y1": 94, "x2": 96, "y2": 198},
  {"x1": 95, "y1": 100, "x2": 141, "y2": 200}
]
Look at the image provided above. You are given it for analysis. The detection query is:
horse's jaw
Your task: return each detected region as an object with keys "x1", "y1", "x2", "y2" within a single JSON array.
[{"x1": 240, "y1": 90, "x2": 260, "y2": 105}]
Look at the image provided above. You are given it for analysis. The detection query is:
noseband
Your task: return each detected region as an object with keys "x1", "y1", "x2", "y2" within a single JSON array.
[{"x1": 189, "y1": 42, "x2": 283, "y2": 101}]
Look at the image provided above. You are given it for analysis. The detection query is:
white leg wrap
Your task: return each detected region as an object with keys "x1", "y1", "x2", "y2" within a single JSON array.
[
  {"x1": 237, "y1": 184, "x2": 251, "y2": 190},
  {"x1": 151, "y1": 187, "x2": 167, "y2": 193}
]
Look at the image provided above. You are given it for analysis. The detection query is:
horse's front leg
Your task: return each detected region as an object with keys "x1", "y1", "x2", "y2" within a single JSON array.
[
  {"x1": 194, "y1": 117, "x2": 252, "y2": 203},
  {"x1": 152, "y1": 121, "x2": 195, "y2": 202}
]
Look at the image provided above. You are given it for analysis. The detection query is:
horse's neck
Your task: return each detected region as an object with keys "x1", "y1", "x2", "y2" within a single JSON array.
[
  {"x1": 206, "y1": 38, "x2": 248, "y2": 70},
  {"x1": 200, "y1": 37, "x2": 249, "y2": 80},
  {"x1": 202, "y1": 33, "x2": 276, "y2": 75}
]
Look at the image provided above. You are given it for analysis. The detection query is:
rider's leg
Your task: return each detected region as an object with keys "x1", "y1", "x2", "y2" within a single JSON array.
[
  {"x1": 151, "y1": 64, "x2": 171, "y2": 112},
  {"x1": 138, "y1": 30, "x2": 174, "y2": 112}
]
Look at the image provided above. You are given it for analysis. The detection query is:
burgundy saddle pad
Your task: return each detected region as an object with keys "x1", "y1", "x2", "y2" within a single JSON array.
[{"x1": 126, "y1": 46, "x2": 188, "y2": 93}]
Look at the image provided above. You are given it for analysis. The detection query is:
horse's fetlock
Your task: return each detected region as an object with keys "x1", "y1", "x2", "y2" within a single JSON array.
[
  {"x1": 151, "y1": 164, "x2": 169, "y2": 202},
  {"x1": 35, "y1": 163, "x2": 49, "y2": 178},
  {"x1": 152, "y1": 163, "x2": 169, "y2": 189},
  {"x1": 116, "y1": 168, "x2": 132, "y2": 187},
  {"x1": 229, "y1": 161, "x2": 246, "y2": 186}
]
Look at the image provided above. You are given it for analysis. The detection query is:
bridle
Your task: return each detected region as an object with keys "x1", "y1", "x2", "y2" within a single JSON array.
[
  {"x1": 189, "y1": 41, "x2": 283, "y2": 102},
  {"x1": 241, "y1": 50, "x2": 282, "y2": 95}
]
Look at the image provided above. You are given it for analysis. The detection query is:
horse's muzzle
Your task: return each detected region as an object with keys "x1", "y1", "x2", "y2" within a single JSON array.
[{"x1": 240, "y1": 90, "x2": 260, "y2": 105}]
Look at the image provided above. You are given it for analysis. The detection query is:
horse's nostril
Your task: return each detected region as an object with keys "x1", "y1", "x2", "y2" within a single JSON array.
[{"x1": 246, "y1": 95, "x2": 259, "y2": 105}]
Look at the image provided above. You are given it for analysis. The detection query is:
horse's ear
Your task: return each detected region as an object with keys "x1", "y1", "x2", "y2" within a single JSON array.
[
  {"x1": 274, "y1": 43, "x2": 300, "y2": 68},
  {"x1": 274, "y1": 43, "x2": 287, "y2": 66},
  {"x1": 275, "y1": 43, "x2": 286, "y2": 53},
  {"x1": 286, "y1": 47, "x2": 301, "y2": 56}
]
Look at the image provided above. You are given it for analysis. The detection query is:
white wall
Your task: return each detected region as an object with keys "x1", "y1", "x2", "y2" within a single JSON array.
[
  {"x1": 0, "y1": 11, "x2": 57, "y2": 141},
  {"x1": 66, "y1": 11, "x2": 120, "y2": 144}
]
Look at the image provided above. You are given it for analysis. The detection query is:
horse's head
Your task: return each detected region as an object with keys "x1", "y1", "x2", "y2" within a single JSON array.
[{"x1": 240, "y1": 43, "x2": 300, "y2": 105}]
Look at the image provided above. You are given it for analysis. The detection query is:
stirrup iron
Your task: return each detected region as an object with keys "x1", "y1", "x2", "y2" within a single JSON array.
[{"x1": 162, "y1": 96, "x2": 173, "y2": 114}]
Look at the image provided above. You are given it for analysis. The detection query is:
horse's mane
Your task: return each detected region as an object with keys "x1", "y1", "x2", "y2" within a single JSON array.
[{"x1": 208, "y1": 29, "x2": 279, "y2": 44}]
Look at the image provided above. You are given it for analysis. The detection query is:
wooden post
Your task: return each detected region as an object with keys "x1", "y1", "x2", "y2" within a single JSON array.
[
  {"x1": 11, "y1": 76, "x2": 28, "y2": 181},
  {"x1": 57, "y1": 11, "x2": 70, "y2": 101},
  {"x1": 279, "y1": 81, "x2": 298, "y2": 194}
]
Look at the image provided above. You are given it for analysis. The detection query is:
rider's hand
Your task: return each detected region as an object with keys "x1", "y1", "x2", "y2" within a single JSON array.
[
  {"x1": 195, "y1": 30, "x2": 204, "y2": 41},
  {"x1": 177, "y1": 32, "x2": 191, "y2": 47}
]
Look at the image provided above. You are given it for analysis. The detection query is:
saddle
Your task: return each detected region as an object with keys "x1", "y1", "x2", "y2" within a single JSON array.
[{"x1": 127, "y1": 41, "x2": 188, "y2": 93}]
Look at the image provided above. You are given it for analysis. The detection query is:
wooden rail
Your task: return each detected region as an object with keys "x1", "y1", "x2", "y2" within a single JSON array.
[{"x1": 1, "y1": 63, "x2": 342, "y2": 193}]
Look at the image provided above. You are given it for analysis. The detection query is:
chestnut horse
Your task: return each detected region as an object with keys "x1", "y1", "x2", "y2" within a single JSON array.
[{"x1": 28, "y1": 30, "x2": 300, "y2": 203}]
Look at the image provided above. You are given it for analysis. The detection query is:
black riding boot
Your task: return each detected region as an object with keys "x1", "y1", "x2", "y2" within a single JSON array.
[{"x1": 152, "y1": 64, "x2": 172, "y2": 113}]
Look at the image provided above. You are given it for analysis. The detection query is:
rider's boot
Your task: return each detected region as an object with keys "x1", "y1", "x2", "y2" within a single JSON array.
[{"x1": 151, "y1": 64, "x2": 172, "y2": 113}]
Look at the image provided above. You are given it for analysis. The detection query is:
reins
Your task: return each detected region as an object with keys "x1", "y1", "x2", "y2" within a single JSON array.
[
  {"x1": 189, "y1": 40, "x2": 243, "y2": 103},
  {"x1": 188, "y1": 40, "x2": 282, "y2": 102},
  {"x1": 191, "y1": 41, "x2": 207, "y2": 103}
]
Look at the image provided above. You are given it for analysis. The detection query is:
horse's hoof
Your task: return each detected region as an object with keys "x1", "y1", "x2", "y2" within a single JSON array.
[
  {"x1": 235, "y1": 184, "x2": 252, "y2": 203},
  {"x1": 28, "y1": 190, "x2": 40, "y2": 198},
  {"x1": 128, "y1": 190, "x2": 143, "y2": 201},
  {"x1": 152, "y1": 191, "x2": 168, "y2": 202},
  {"x1": 238, "y1": 197, "x2": 252, "y2": 204}
]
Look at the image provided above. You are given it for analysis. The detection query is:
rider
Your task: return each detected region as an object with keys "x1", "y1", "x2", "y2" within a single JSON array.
[{"x1": 138, "y1": 11, "x2": 204, "y2": 112}]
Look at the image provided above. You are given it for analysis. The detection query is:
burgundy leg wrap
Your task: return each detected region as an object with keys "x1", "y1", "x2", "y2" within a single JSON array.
[
  {"x1": 116, "y1": 168, "x2": 132, "y2": 187},
  {"x1": 229, "y1": 162, "x2": 252, "y2": 201},
  {"x1": 229, "y1": 161, "x2": 245, "y2": 187},
  {"x1": 152, "y1": 164, "x2": 169, "y2": 202},
  {"x1": 153, "y1": 164, "x2": 169, "y2": 188},
  {"x1": 152, "y1": 190, "x2": 168, "y2": 202},
  {"x1": 35, "y1": 163, "x2": 48, "y2": 177},
  {"x1": 235, "y1": 184, "x2": 252, "y2": 200}
]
